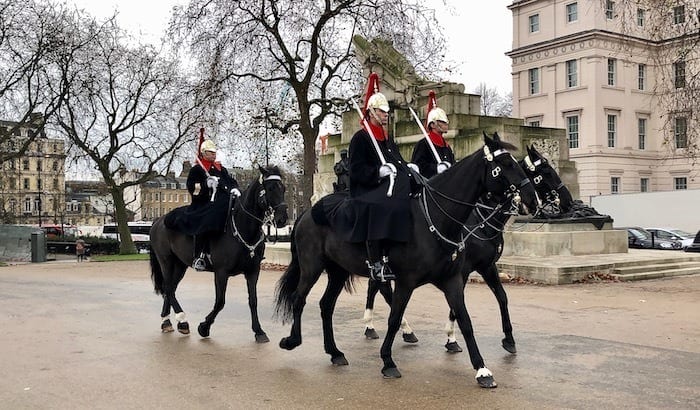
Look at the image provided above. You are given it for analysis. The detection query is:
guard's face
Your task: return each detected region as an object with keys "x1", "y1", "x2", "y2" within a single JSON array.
[
  {"x1": 432, "y1": 120, "x2": 448, "y2": 134},
  {"x1": 202, "y1": 150, "x2": 216, "y2": 162},
  {"x1": 371, "y1": 108, "x2": 389, "y2": 126}
]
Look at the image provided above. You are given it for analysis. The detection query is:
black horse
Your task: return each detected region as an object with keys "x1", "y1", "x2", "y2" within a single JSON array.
[
  {"x1": 150, "y1": 165, "x2": 288, "y2": 342},
  {"x1": 274, "y1": 133, "x2": 538, "y2": 388},
  {"x1": 363, "y1": 144, "x2": 569, "y2": 354}
]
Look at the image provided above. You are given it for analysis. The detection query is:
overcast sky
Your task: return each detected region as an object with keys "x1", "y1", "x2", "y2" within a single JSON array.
[{"x1": 66, "y1": 0, "x2": 514, "y2": 94}]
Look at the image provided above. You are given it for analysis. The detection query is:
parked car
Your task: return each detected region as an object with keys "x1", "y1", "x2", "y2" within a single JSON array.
[
  {"x1": 684, "y1": 230, "x2": 700, "y2": 253},
  {"x1": 622, "y1": 227, "x2": 682, "y2": 250},
  {"x1": 645, "y1": 228, "x2": 695, "y2": 250}
]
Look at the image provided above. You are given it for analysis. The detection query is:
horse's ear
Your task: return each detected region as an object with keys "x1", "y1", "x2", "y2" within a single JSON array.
[
  {"x1": 526, "y1": 145, "x2": 532, "y2": 155},
  {"x1": 493, "y1": 131, "x2": 502, "y2": 142},
  {"x1": 482, "y1": 131, "x2": 493, "y2": 145},
  {"x1": 258, "y1": 165, "x2": 269, "y2": 177}
]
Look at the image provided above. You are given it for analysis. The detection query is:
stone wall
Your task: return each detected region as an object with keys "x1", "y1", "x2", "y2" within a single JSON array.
[{"x1": 0, "y1": 225, "x2": 38, "y2": 262}]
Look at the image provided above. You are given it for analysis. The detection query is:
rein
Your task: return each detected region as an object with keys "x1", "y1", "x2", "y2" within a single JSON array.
[
  {"x1": 228, "y1": 174, "x2": 284, "y2": 258},
  {"x1": 417, "y1": 145, "x2": 525, "y2": 257}
]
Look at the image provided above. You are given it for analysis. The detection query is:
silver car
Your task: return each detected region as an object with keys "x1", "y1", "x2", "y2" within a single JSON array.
[{"x1": 645, "y1": 228, "x2": 695, "y2": 250}]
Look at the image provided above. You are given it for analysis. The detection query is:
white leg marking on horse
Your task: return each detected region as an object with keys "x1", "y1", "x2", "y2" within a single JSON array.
[
  {"x1": 445, "y1": 320, "x2": 456, "y2": 342},
  {"x1": 400, "y1": 318, "x2": 413, "y2": 334},
  {"x1": 363, "y1": 308, "x2": 374, "y2": 328},
  {"x1": 475, "y1": 367, "x2": 493, "y2": 379},
  {"x1": 161, "y1": 315, "x2": 170, "y2": 323},
  {"x1": 175, "y1": 312, "x2": 187, "y2": 323}
]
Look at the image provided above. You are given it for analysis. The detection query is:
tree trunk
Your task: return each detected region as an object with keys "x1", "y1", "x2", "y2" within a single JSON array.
[{"x1": 111, "y1": 188, "x2": 137, "y2": 255}]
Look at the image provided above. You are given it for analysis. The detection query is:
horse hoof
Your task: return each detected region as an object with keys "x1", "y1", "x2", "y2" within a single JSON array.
[
  {"x1": 364, "y1": 328, "x2": 380, "y2": 339},
  {"x1": 476, "y1": 368, "x2": 497, "y2": 388},
  {"x1": 161, "y1": 319, "x2": 174, "y2": 333},
  {"x1": 445, "y1": 341, "x2": 463, "y2": 353},
  {"x1": 197, "y1": 322, "x2": 210, "y2": 338},
  {"x1": 177, "y1": 321, "x2": 190, "y2": 335},
  {"x1": 279, "y1": 337, "x2": 300, "y2": 350},
  {"x1": 381, "y1": 366, "x2": 402, "y2": 379},
  {"x1": 502, "y1": 338, "x2": 517, "y2": 354},
  {"x1": 331, "y1": 355, "x2": 349, "y2": 366},
  {"x1": 476, "y1": 375, "x2": 497, "y2": 388},
  {"x1": 402, "y1": 332, "x2": 418, "y2": 344},
  {"x1": 255, "y1": 333, "x2": 270, "y2": 343}
]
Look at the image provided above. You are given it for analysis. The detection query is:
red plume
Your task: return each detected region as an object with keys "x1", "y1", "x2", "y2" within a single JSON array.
[
  {"x1": 426, "y1": 90, "x2": 437, "y2": 128},
  {"x1": 362, "y1": 72, "x2": 380, "y2": 112},
  {"x1": 196, "y1": 127, "x2": 205, "y2": 160}
]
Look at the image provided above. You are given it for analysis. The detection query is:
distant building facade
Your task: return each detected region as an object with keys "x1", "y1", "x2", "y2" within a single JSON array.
[{"x1": 508, "y1": 0, "x2": 699, "y2": 200}]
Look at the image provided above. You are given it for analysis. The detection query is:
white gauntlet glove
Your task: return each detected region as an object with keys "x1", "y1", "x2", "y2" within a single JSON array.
[
  {"x1": 437, "y1": 161, "x2": 451, "y2": 174},
  {"x1": 378, "y1": 163, "x2": 397, "y2": 178},
  {"x1": 407, "y1": 163, "x2": 420, "y2": 174},
  {"x1": 230, "y1": 188, "x2": 241, "y2": 198},
  {"x1": 206, "y1": 176, "x2": 219, "y2": 188}
]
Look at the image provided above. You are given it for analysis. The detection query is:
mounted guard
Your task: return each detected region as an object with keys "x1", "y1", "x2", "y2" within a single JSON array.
[{"x1": 409, "y1": 90, "x2": 455, "y2": 178}]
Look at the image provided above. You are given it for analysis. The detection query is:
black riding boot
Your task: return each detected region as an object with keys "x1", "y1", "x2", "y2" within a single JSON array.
[
  {"x1": 365, "y1": 240, "x2": 395, "y2": 282},
  {"x1": 192, "y1": 234, "x2": 210, "y2": 271}
]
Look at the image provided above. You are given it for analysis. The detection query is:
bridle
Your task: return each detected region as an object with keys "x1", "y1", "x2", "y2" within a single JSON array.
[
  {"x1": 229, "y1": 174, "x2": 287, "y2": 257},
  {"x1": 523, "y1": 154, "x2": 565, "y2": 216},
  {"x1": 417, "y1": 145, "x2": 529, "y2": 258}
]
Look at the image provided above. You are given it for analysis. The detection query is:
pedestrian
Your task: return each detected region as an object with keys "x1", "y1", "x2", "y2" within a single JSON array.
[
  {"x1": 343, "y1": 72, "x2": 419, "y2": 282},
  {"x1": 411, "y1": 91, "x2": 455, "y2": 178},
  {"x1": 75, "y1": 238, "x2": 86, "y2": 262}
]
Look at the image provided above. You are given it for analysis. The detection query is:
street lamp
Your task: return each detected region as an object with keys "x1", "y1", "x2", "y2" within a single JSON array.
[
  {"x1": 253, "y1": 106, "x2": 273, "y2": 167},
  {"x1": 37, "y1": 153, "x2": 51, "y2": 227}
]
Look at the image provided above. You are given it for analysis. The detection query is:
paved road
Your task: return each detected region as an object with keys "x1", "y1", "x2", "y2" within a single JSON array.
[{"x1": 1, "y1": 260, "x2": 698, "y2": 409}]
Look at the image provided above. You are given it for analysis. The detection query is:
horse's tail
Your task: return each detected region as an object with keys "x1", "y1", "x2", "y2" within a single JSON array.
[
  {"x1": 274, "y1": 219, "x2": 301, "y2": 324},
  {"x1": 150, "y1": 246, "x2": 165, "y2": 295}
]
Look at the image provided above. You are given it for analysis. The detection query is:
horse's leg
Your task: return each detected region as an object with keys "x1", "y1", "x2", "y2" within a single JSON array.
[
  {"x1": 444, "y1": 310, "x2": 463, "y2": 353},
  {"x1": 379, "y1": 283, "x2": 414, "y2": 379},
  {"x1": 162, "y1": 260, "x2": 189, "y2": 335},
  {"x1": 320, "y1": 265, "x2": 350, "y2": 365},
  {"x1": 481, "y1": 264, "x2": 516, "y2": 353},
  {"x1": 160, "y1": 294, "x2": 174, "y2": 333},
  {"x1": 437, "y1": 275, "x2": 496, "y2": 388},
  {"x1": 363, "y1": 279, "x2": 381, "y2": 339},
  {"x1": 245, "y1": 267, "x2": 269, "y2": 343},
  {"x1": 279, "y1": 262, "x2": 324, "y2": 351},
  {"x1": 197, "y1": 270, "x2": 229, "y2": 338}
]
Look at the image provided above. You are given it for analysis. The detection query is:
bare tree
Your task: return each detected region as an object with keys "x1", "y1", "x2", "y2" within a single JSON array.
[
  {"x1": 0, "y1": 1, "x2": 74, "y2": 163},
  {"x1": 473, "y1": 82, "x2": 512, "y2": 117},
  {"x1": 53, "y1": 15, "x2": 217, "y2": 254},
  {"x1": 169, "y1": 0, "x2": 447, "y2": 208},
  {"x1": 608, "y1": 1, "x2": 700, "y2": 162}
]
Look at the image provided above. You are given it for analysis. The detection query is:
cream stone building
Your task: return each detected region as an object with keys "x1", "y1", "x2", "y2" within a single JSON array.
[{"x1": 508, "y1": 0, "x2": 699, "y2": 200}]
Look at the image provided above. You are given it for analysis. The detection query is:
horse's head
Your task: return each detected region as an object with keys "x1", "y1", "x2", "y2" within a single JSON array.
[
  {"x1": 481, "y1": 131, "x2": 539, "y2": 215},
  {"x1": 520, "y1": 145, "x2": 573, "y2": 214},
  {"x1": 257, "y1": 165, "x2": 289, "y2": 228}
]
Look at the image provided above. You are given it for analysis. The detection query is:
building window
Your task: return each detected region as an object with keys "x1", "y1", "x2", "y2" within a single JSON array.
[
  {"x1": 528, "y1": 120, "x2": 540, "y2": 127},
  {"x1": 638, "y1": 64, "x2": 646, "y2": 90},
  {"x1": 605, "y1": 0, "x2": 615, "y2": 19},
  {"x1": 675, "y1": 117, "x2": 687, "y2": 148},
  {"x1": 52, "y1": 161, "x2": 58, "y2": 171},
  {"x1": 37, "y1": 178, "x2": 42, "y2": 190},
  {"x1": 528, "y1": 68, "x2": 540, "y2": 95},
  {"x1": 674, "y1": 60, "x2": 686, "y2": 88},
  {"x1": 24, "y1": 198, "x2": 31, "y2": 213},
  {"x1": 53, "y1": 178, "x2": 58, "y2": 190},
  {"x1": 607, "y1": 58, "x2": 616, "y2": 86},
  {"x1": 610, "y1": 177, "x2": 620, "y2": 194},
  {"x1": 567, "y1": 115, "x2": 579, "y2": 149},
  {"x1": 640, "y1": 178, "x2": 649, "y2": 192},
  {"x1": 22, "y1": 159, "x2": 29, "y2": 170},
  {"x1": 566, "y1": 3, "x2": 578, "y2": 22},
  {"x1": 638, "y1": 118, "x2": 646, "y2": 150},
  {"x1": 529, "y1": 14, "x2": 539, "y2": 33},
  {"x1": 637, "y1": 8, "x2": 645, "y2": 26},
  {"x1": 607, "y1": 114, "x2": 617, "y2": 147},
  {"x1": 674, "y1": 177, "x2": 687, "y2": 190},
  {"x1": 23, "y1": 178, "x2": 30, "y2": 189},
  {"x1": 673, "y1": 5, "x2": 685, "y2": 24},
  {"x1": 566, "y1": 60, "x2": 578, "y2": 87}
]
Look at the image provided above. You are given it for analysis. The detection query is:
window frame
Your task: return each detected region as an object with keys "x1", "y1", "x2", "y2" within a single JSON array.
[
  {"x1": 607, "y1": 114, "x2": 617, "y2": 148},
  {"x1": 610, "y1": 176, "x2": 620, "y2": 194},
  {"x1": 605, "y1": 0, "x2": 615, "y2": 19},
  {"x1": 637, "y1": 8, "x2": 645, "y2": 26},
  {"x1": 567, "y1": 115, "x2": 580, "y2": 149},
  {"x1": 566, "y1": 59, "x2": 578, "y2": 88},
  {"x1": 674, "y1": 60, "x2": 686, "y2": 88},
  {"x1": 673, "y1": 5, "x2": 685, "y2": 24},
  {"x1": 566, "y1": 2, "x2": 578, "y2": 23},
  {"x1": 637, "y1": 64, "x2": 646, "y2": 90},
  {"x1": 529, "y1": 14, "x2": 540, "y2": 33},
  {"x1": 529, "y1": 67, "x2": 540, "y2": 95},
  {"x1": 674, "y1": 117, "x2": 688, "y2": 149},
  {"x1": 640, "y1": 178, "x2": 649, "y2": 192},
  {"x1": 638, "y1": 117, "x2": 646, "y2": 150},
  {"x1": 674, "y1": 177, "x2": 687, "y2": 190},
  {"x1": 607, "y1": 58, "x2": 616, "y2": 86}
]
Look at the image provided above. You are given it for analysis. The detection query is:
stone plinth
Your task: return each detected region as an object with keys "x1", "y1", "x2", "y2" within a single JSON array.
[{"x1": 502, "y1": 216, "x2": 627, "y2": 257}]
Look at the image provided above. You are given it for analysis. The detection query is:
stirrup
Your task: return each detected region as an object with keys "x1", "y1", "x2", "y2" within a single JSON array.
[
  {"x1": 367, "y1": 258, "x2": 395, "y2": 282},
  {"x1": 192, "y1": 254, "x2": 208, "y2": 271}
]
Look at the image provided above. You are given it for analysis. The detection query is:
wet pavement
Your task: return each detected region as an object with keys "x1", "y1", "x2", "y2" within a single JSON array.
[{"x1": 0, "y1": 260, "x2": 698, "y2": 409}]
